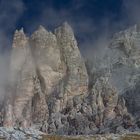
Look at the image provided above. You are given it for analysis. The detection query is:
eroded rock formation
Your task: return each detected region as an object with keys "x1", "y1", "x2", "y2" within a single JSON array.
[{"x1": 1, "y1": 23, "x2": 140, "y2": 135}]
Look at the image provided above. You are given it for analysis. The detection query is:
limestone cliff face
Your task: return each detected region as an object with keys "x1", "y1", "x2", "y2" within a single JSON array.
[
  {"x1": 1, "y1": 23, "x2": 140, "y2": 135},
  {"x1": 2, "y1": 23, "x2": 89, "y2": 133}
]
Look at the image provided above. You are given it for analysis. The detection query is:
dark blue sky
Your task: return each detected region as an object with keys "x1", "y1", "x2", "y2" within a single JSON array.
[
  {"x1": 18, "y1": 0, "x2": 124, "y2": 34},
  {"x1": 0, "y1": 0, "x2": 140, "y2": 51},
  {"x1": 19, "y1": 0, "x2": 122, "y2": 27}
]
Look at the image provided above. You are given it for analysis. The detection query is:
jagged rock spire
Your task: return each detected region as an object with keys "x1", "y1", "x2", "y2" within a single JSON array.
[
  {"x1": 61, "y1": 21, "x2": 74, "y2": 34},
  {"x1": 36, "y1": 25, "x2": 49, "y2": 34},
  {"x1": 31, "y1": 25, "x2": 49, "y2": 40},
  {"x1": 12, "y1": 28, "x2": 28, "y2": 48},
  {"x1": 55, "y1": 21, "x2": 75, "y2": 42}
]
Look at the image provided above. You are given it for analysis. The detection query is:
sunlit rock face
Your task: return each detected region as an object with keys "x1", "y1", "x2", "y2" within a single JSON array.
[
  {"x1": 1, "y1": 23, "x2": 140, "y2": 135},
  {"x1": 2, "y1": 23, "x2": 89, "y2": 133}
]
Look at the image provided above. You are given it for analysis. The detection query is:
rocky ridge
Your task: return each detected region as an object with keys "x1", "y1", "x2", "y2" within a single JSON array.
[{"x1": 0, "y1": 23, "x2": 140, "y2": 138}]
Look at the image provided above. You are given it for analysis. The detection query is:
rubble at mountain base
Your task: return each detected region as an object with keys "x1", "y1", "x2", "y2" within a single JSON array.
[{"x1": 0, "y1": 127, "x2": 140, "y2": 140}]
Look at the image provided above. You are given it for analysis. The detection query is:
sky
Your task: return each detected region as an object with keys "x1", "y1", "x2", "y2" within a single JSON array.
[{"x1": 0, "y1": 0, "x2": 140, "y2": 53}]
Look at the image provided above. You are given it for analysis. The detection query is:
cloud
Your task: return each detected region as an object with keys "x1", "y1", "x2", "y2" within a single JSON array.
[{"x1": 0, "y1": 0, "x2": 25, "y2": 100}]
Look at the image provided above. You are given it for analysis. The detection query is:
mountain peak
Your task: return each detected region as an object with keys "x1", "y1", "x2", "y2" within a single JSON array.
[
  {"x1": 12, "y1": 28, "x2": 28, "y2": 48},
  {"x1": 62, "y1": 21, "x2": 71, "y2": 28},
  {"x1": 37, "y1": 25, "x2": 48, "y2": 32},
  {"x1": 55, "y1": 22, "x2": 75, "y2": 41},
  {"x1": 14, "y1": 27, "x2": 25, "y2": 35}
]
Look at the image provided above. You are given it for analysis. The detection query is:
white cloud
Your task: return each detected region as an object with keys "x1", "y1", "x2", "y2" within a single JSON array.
[{"x1": 0, "y1": 0, "x2": 25, "y2": 99}]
